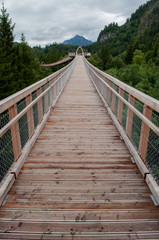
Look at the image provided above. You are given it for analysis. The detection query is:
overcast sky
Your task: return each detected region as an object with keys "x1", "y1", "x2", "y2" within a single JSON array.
[{"x1": 3, "y1": 0, "x2": 148, "y2": 46}]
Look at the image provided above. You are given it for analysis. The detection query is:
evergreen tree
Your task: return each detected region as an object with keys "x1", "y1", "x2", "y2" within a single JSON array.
[
  {"x1": 15, "y1": 33, "x2": 39, "y2": 89},
  {"x1": 98, "y1": 43, "x2": 112, "y2": 70},
  {"x1": 0, "y1": 4, "x2": 15, "y2": 99}
]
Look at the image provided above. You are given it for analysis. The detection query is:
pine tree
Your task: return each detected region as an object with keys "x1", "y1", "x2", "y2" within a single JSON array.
[
  {"x1": 0, "y1": 4, "x2": 15, "y2": 99},
  {"x1": 15, "y1": 33, "x2": 39, "y2": 89},
  {"x1": 98, "y1": 43, "x2": 112, "y2": 70}
]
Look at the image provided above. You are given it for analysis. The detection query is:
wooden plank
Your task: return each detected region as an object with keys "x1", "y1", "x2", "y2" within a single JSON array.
[
  {"x1": 1, "y1": 209, "x2": 159, "y2": 221},
  {"x1": 0, "y1": 232, "x2": 159, "y2": 240},
  {"x1": 0, "y1": 220, "x2": 159, "y2": 233}
]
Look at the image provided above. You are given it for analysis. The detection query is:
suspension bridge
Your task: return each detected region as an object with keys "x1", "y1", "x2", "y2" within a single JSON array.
[{"x1": 0, "y1": 48, "x2": 159, "y2": 239}]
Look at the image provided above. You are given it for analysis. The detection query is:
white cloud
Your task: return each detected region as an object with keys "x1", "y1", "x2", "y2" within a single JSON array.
[{"x1": 3, "y1": 0, "x2": 148, "y2": 46}]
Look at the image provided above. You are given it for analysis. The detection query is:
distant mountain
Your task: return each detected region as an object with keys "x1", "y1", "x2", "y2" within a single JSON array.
[{"x1": 63, "y1": 35, "x2": 93, "y2": 46}]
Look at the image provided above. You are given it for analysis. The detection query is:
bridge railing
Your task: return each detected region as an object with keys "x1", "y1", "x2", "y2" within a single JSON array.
[
  {"x1": 0, "y1": 56, "x2": 76, "y2": 202},
  {"x1": 84, "y1": 56, "x2": 159, "y2": 203}
]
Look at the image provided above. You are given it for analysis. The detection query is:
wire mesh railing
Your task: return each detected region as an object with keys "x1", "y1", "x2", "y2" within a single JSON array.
[
  {"x1": 0, "y1": 56, "x2": 76, "y2": 183},
  {"x1": 84, "y1": 57, "x2": 159, "y2": 184}
]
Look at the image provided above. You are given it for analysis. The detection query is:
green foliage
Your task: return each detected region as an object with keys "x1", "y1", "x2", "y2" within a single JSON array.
[
  {"x1": 0, "y1": 4, "x2": 15, "y2": 51},
  {"x1": 133, "y1": 49, "x2": 145, "y2": 65},
  {"x1": 0, "y1": 4, "x2": 16, "y2": 99},
  {"x1": 0, "y1": 5, "x2": 75, "y2": 100},
  {"x1": 88, "y1": 0, "x2": 159, "y2": 100},
  {"x1": 110, "y1": 57, "x2": 125, "y2": 69},
  {"x1": 106, "y1": 62, "x2": 159, "y2": 99},
  {"x1": 98, "y1": 42, "x2": 112, "y2": 70},
  {"x1": 98, "y1": 22, "x2": 119, "y2": 42},
  {"x1": 14, "y1": 34, "x2": 39, "y2": 89},
  {"x1": 87, "y1": 54, "x2": 102, "y2": 69}
]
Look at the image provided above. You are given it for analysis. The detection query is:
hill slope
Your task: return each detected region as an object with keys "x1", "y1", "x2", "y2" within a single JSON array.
[
  {"x1": 88, "y1": 0, "x2": 159, "y2": 99},
  {"x1": 97, "y1": 0, "x2": 159, "y2": 56},
  {"x1": 63, "y1": 35, "x2": 93, "y2": 46}
]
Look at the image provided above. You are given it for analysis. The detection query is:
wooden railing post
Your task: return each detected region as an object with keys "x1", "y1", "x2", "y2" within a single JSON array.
[
  {"x1": 139, "y1": 105, "x2": 152, "y2": 160},
  {"x1": 8, "y1": 105, "x2": 21, "y2": 161},
  {"x1": 49, "y1": 80, "x2": 54, "y2": 107},
  {"x1": 25, "y1": 94, "x2": 34, "y2": 138},
  {"x1": 36, "y1": 88, "x2": 43, "y2": 123},
  {"x1": 44, "y1": 84, "x2": 49, "y2": 113},
  {"x1": 107, "y1": 80, "x2": 111, "y2": 106},
  {"x1": 111, "y1": 84, "x2": 117, "y2": 114},
  {"x1": 126, "y1": 95, "x2": 135, "y2": 138},
  {"x1": 117, "y1": 88, "x2": 124, "y2": 124}
]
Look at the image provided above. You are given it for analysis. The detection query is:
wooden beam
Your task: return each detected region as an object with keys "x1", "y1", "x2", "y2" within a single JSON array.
[
  {"x1": 8, "y1": 105, "x2": 21, "y2": 161},
  {"x1": 111, "y1": 84, "x2": 117, "y2": 114},
  {"x1": 85, "y1": 58, "x2": 159, "y2": 113},
  {"x1": 0, "y1": 59, "x2": 75, "y2": 114},
  {"x1": 117, "y1": 88, "x2": 124, "y2": 124},
  {"x1": 126, "y1": 95, "x2": 135, "y2": 138},
  {"x1": 139, "y1": 105, "x2": 152, "y2": 160},
  {"x1": 36, "y1": 88, "x2": 43, "y2": 124},
  {"x1": 25, "y1": 94, "x2": 34, "y2": 138}
]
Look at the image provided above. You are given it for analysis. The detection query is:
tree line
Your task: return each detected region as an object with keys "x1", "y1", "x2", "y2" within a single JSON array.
[{"x1": 0, "y1": 4, "x2": 77, "y2": 100}]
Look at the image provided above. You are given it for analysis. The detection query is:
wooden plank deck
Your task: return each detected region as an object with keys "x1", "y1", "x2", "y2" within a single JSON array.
[{"x1": 0, "y1": 56, "x2": 159, "y2": 239}]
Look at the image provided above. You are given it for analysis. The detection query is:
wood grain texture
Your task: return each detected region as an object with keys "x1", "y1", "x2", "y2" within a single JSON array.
[{"x1": 0, "y1": 56, "x2": 159, "y2": 239}]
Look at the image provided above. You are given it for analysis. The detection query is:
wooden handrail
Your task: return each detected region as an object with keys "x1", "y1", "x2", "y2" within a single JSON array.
[
  {"x1": 0, "y1": 56, "x2": 76, "y2": 190},
  {"x1": 86, "y1": 66, "x2": 159, "y2": 135},
  {"x1": 0, "y1": 60, "x2": 73, "y2": 114},
  {"x1": 84, "y1": 55, "x2": 159, "y2": 204},
  {"x1": 86, "y1": 60, "x2": 159, "y2": 113}
]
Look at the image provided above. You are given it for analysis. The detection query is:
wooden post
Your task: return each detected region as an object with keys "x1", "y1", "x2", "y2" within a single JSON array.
[
  {"x1": 103, "y1": 81, "x2": 107, "y2": 101},
  {"x1": 126, "y1": 95, "x2": 135, "y2": 138},
  {"x1": 8, "y1": 105, "x2": 21, "y2": 161},
  {"x1": 107, "y1": 81, "x2": 112, "y2": 106},
  {"x1": 111, "y1": 84, "x2": 117, "y2": 113},
  {"x1": 139, "y1": 105, "x2": 152, "y2": 161},
  {"x1": 25, "y1": 94, "x2": 34, "y2": 138},
  {"x1": 49, "y1": 80, "x2": 54, "y2": 107},
  {"x1": 117, "y1": 88, "x2": 124, "y2": 124},
  {"x1": 37, "y1": 88, "x2": 43, "y2": 123},
  {"x1": 44, "y1": 83, "x2": 49, "y2": 113}
]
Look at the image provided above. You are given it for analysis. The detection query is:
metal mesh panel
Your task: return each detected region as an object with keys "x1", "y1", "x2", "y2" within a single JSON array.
[
  {"x1": 146, "y1": 129, "x2": 159, "y2": 182},
  {"x1": 0, "y1": 110, "x2": 9, "y2": 129},
  {"x1": 0, "y1": 111, "x2": 14, "y2": 181},
  {"x1": 131, "y1": 112, "x2": 142, "y2": 149},
  {"x1": 17, "y1": 99, "x2": 29, "y2": 149},
  {"x1": 130, "y1": 99, "x2": 143, "y2": 149}
]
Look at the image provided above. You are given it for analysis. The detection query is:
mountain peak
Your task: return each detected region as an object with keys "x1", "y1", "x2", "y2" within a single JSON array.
[{"x1": 63, "y1": 35, "x2": 93, "y2": 46}]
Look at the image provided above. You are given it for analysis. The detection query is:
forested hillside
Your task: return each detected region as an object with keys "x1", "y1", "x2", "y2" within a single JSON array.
[{"x1": 88, "y1": 0, "x2": 159, "y2": 99}]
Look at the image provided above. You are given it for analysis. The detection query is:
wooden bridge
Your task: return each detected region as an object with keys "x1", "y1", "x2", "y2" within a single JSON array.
[
  {"x1": 0, "y1": 51, "x2": 159, "y2": 239},
  {"x1": 41, "y1": 49, "x2": 91, "y2": 67}
]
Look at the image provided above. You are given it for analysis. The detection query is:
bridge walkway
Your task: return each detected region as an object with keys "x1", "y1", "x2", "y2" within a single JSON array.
[{"x1": 0, "y1": 56, "x2": 159, "y2": 239}]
